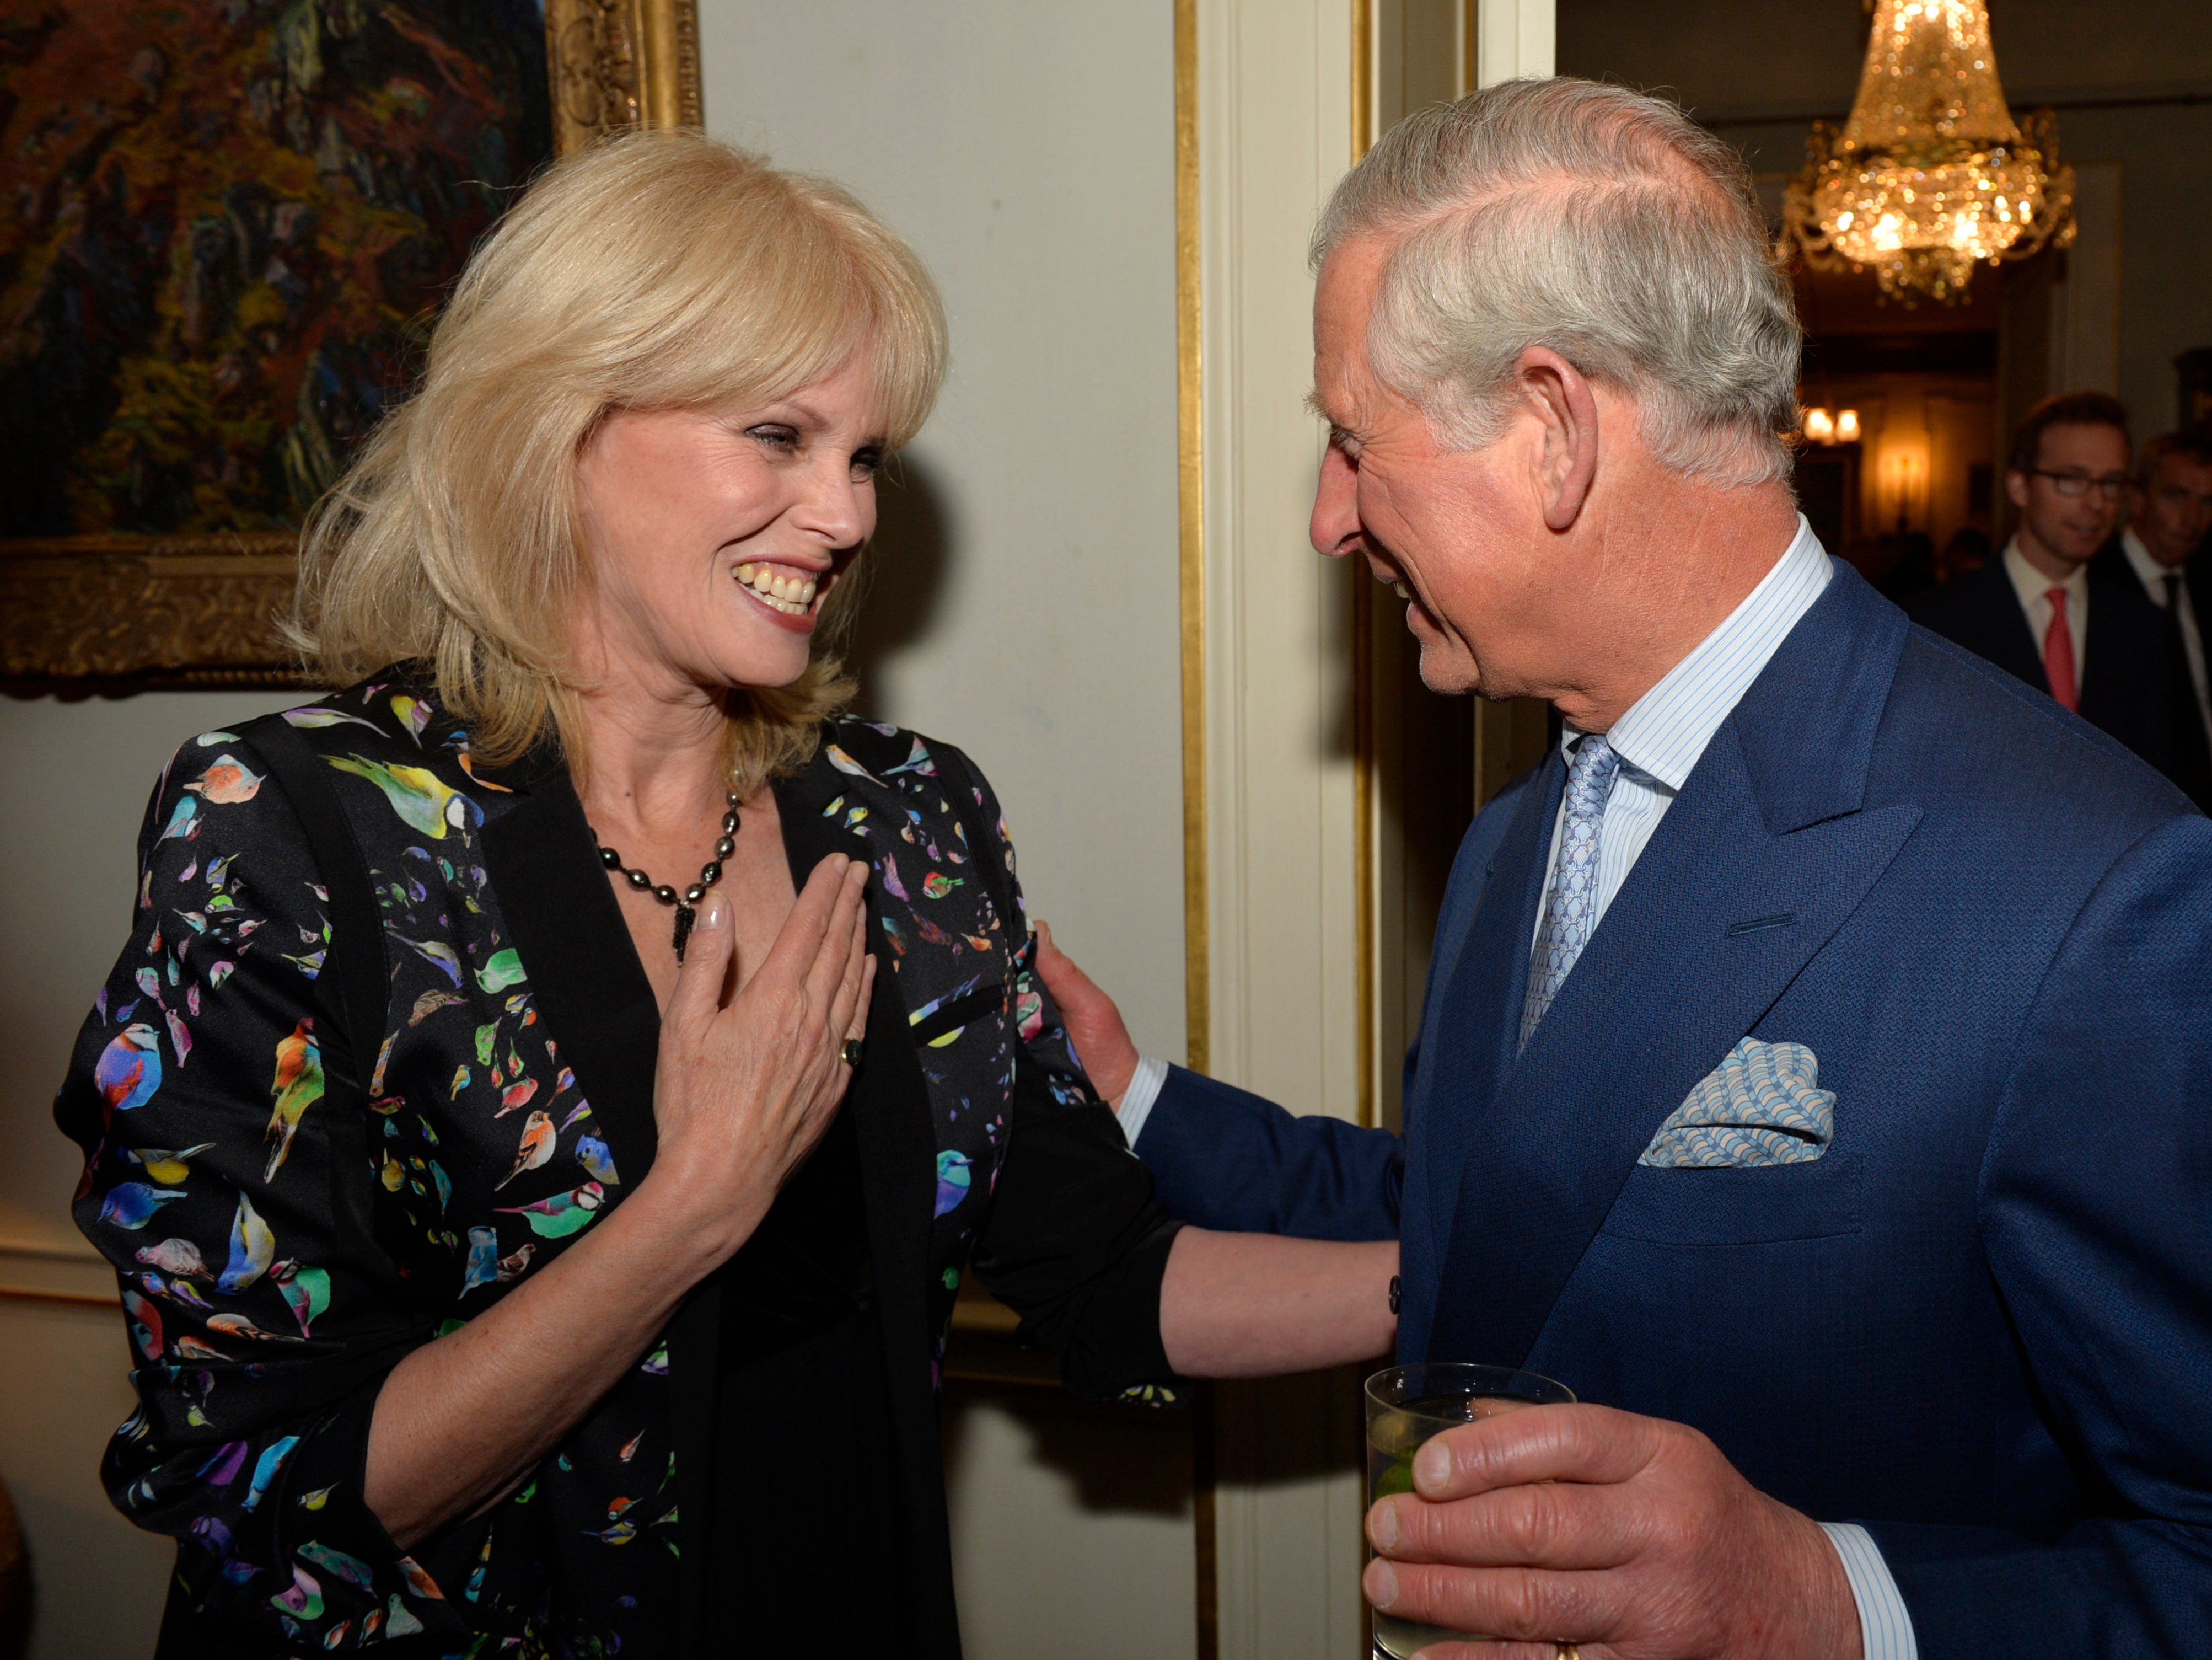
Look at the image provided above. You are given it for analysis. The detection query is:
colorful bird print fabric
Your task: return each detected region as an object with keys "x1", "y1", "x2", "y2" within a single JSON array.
[
  {"x1": 56, "y1": 677, "x2": 1141, "y2": 1657},
  {"x1": 813, "y1": 720, "x2": 1109, "y2": 1380},
  {"x1": 58, "y1": 722, "x2": 487, "y2": 1653}
]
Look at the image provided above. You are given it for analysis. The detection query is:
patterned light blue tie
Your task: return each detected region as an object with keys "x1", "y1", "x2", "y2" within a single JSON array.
[{"x1": 1518, "y1": 733, "x2": 1622, "y2": 1052}]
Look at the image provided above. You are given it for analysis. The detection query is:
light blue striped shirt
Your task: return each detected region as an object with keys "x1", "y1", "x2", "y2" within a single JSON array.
[
  {"x1": 1122, "y1": 515, "x2": 1914, "y2": 1660},
  {"x1": 1534, "y1": 513, "x2": 1833, "y2": 948}
]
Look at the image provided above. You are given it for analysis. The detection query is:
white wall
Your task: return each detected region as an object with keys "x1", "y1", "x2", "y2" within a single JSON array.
[
  {"x1": 940, "y1": 1390, "x2": 1196, "y2": 1660},
  {"x1": 701, "y1": 2, "x2": 1189, "y2": 1069}
]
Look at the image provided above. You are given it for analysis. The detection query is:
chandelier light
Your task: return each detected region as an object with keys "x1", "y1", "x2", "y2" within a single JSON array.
[
  {"x1": 1801, "y1": 408, "x2": 1862, "y2": 445},
  {"x1": 1779, "y1": 0, "x2": 2075, "y2": 303}
]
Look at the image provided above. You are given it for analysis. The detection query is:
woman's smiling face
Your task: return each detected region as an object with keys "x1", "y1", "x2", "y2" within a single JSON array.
[{"x1": 572, "y1": 351, "x2": 888, "y2": 697}]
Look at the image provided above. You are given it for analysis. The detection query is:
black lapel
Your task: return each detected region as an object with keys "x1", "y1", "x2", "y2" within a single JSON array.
[
  {"x1": 2081, "y1": 548, "x2": 2186, "y2": 774},
  {"x1": 1426, "y1": 567, "x2": 1923, "y2": 1370},
  {"x1": 773, "y1": 754, "x2": 957, "y2": 1643},
  {"x1": 1970, "y1": 558, "x2": 2049, "y2": 691},
  {"x1": 772, "y1": 758, "x2": 936, "y2": 1368},
  {"x1": 475, "y1": 753, "x2": 726, "y2": 1646},
  {"x1": 2082, "y1": 548, "x2": 2163, "y2": 716},
  {"x1": 2188, "y1": 547, "x2": 2212, "y2": 649},
  {"x1": 1913, "y1": 556, "x2": 2045, "y2": 691},
  {"x1": 475, "y1": 754, "x2": 662, "y2": 1195}
]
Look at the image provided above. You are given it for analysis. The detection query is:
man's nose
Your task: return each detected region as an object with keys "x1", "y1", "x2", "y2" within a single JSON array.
[{"x1": 1311, "y1": 445, "x2": 1359, "y2": 559}]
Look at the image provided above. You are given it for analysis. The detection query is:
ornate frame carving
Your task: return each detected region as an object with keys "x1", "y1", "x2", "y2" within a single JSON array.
[
  {"x1": 1, "y1": 535, "x2": 305, "y2": 690},
  {"x1": 1, "y1": 2, "x2": 702, "y2": 694},
  {"x1": 546, "y1": 0, "x2": 704, "y2": 153}
]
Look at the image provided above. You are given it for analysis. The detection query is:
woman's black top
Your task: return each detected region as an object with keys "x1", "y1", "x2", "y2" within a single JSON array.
[
  {"x1": 710, "y1": 1103, "x2": 913, "y2": 1648},
  {"x1": 54, "y1": 676, "x2": 1182, "y2": 1658}
]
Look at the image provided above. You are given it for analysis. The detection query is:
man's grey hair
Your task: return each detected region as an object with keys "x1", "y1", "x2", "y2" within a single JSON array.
[{"x1": 1314, "y1": 78, "x2": 1802, "y2": 488}]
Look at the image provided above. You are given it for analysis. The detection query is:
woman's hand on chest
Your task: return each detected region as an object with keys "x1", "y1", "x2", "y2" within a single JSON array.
[{"x1": 632, "y1": 854, "x2": 876, "y2": 1267}]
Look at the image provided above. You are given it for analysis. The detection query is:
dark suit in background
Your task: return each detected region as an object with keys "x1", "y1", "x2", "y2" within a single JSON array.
[
  {"x1": 2170, "y1": 543, "x2": 2212, "y2": 651},
  {"x1": 2100, "y1": 538, "x2": 2212, "y2": 808},
  {"x1": 1906, "y1": 546, "x2": 2181, "y2": 781}
]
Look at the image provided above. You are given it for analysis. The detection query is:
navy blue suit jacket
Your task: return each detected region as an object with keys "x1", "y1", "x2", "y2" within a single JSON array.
[{"x1": 1136, "y1": 565, "x2": 2212, "y2": 1656}]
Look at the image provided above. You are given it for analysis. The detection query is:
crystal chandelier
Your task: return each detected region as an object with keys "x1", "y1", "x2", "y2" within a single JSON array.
[{"x1": 1779, "y1": 0, "x2": 2074, "y2": 303}]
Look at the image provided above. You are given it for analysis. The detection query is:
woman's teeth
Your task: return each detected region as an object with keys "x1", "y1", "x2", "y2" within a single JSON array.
[
  {"x1": 1394, "y1": 582, "x2": 1410, "y2": 599},
  {"x1": 734, "y1": 563, "x2": 818, "y2": 615}
]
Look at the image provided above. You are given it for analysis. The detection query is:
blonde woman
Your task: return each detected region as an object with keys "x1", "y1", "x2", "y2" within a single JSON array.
[{"x1": 57, "y1": 133, "x2": 1395, "y2": 1658}]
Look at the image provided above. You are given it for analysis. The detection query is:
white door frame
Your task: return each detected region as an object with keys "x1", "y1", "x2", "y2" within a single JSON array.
[{"x1": 1175, "y1": 2, "x2": 1553, "y2": 1654}]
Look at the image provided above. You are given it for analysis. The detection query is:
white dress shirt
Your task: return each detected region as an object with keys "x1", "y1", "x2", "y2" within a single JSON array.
[
  {"x1": 2001, "y1": 538, "x2": 2088, "y2": 689},
  {"x1": 1119, "y1": 516, "x2": 1915, "y2": 1660},
  {"x1": 2120, "y1": 527, "x2": 2212, "y2": 745}
]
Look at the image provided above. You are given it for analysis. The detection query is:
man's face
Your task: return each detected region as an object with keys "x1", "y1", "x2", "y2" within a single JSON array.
[
  {"x1": 2006, "y1": 422, "x2": 2130, "y2": 568},
  {"x1": 1308, "y1": 238, "x2": 1553, "y2": 697},
  {"x1": 2131, "y1": 453, "x2": 2212, "y2": 569}
]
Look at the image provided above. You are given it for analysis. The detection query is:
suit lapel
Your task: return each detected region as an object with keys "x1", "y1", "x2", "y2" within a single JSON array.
[
  {"x1": 1426, "y1": 733, "x2": 1920, "y2": 1366},
  {"x1": 2081, "y1": 548, "x2": 2135, "y2": 720},
  {"x1": 1978, "y1": 560, "x2": 2049, "y2": 692},
  {"x1": 772, "y1": 756, "x2": 952, "y2": 1622},
  {"x1": 1422, "y1": 565, "x2": 1924, "y2": 1369},
  {"x1": 772, "y1": 759, "x2": 936, "y2": 1382},
  {"x1": 2187, "y1": 548, "x2": 2212, "y2": 652},
  {"x1": 1414, "y1": 751, "x2": 1563, "y2": 1271}
]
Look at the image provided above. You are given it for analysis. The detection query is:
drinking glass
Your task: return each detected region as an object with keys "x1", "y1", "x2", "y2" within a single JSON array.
[{"x1": 1363, "y1": 1362, "x2": 1576, "y2": 1659}]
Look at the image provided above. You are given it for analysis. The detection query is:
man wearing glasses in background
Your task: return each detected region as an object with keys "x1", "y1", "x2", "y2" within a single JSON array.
[{"x1": 1910, "y1": 392, "x2": 2187, "y2": 790}]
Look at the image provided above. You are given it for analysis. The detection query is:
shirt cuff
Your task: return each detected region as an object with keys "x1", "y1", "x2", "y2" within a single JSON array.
[
  {"x1": 1819, "y1": 1522, "x2": 1918, "y2": 1660},
  {"x1": 1115, "y1": 1053, "x2": 1170, "y2": 1148}
]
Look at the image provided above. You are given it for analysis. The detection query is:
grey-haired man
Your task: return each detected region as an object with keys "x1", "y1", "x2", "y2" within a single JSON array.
[{"x1": 1045, "y1": 76, "x2": 2212, "y2": 1660}]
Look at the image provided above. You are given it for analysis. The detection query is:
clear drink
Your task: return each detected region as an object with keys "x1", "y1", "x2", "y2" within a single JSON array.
[{"x1": 1364, "y1": 1363, "x2": 1575, "y2": 1659}]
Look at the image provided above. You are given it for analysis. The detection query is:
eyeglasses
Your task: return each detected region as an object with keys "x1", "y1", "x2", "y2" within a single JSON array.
[{"x1": 2028, "y1": 469, "x2": 2130, "y2": 501}]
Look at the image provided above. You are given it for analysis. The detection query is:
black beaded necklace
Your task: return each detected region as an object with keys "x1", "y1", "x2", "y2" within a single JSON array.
[{"x1": 593, "y1": 794, "x2": 740, "y2": 961}]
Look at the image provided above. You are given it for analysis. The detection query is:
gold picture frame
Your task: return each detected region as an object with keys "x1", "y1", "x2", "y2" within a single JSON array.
[{"x1": 1, "y1": 1, "x2": 701, "y2": 693}]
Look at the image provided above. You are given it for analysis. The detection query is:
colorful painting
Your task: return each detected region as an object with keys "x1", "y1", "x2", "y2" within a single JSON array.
[{"x1": 0, "y1": 0, "x2": 554, "y2": 539}]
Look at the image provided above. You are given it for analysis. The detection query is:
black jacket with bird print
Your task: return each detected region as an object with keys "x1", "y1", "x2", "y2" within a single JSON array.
[{"x1": 56, "y1": 674, "x2": 1180, "y2": 1658}]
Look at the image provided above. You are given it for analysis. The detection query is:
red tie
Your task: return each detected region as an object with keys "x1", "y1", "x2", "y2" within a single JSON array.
[{"x1": 2043, "y1": 586, "x2": 2079, "y2": 711}]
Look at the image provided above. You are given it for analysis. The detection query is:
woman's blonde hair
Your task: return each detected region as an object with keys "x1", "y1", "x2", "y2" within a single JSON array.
[{"x1": 289, "y1": 130, "x2": 948, "y2": 792}]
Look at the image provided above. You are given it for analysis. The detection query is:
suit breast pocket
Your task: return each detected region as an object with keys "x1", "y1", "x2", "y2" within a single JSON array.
[{"x1": 1598, "y1": 1149, "x2": 1862, "y2": 1246}]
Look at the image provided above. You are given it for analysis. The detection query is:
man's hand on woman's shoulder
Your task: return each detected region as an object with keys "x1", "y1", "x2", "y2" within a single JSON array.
[{"x1": 1032, "y1": 921, "x2": 1140, "y2": 1108}]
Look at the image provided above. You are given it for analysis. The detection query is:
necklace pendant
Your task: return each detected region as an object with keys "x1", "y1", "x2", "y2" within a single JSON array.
[{"x1": 592, "y1": 790, "x2": 738, "y2": 966}]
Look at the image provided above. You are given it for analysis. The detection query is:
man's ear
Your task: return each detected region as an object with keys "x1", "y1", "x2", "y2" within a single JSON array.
[
  {"x1": 2004, "y1": 469, "x2": 2030, "y2": 512},
  {"x1": 1516, "y1": 346, "x2": 1599, "y2": 533}
]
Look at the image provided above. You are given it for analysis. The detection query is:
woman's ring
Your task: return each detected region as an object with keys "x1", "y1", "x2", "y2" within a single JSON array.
[
  {"x1": 841, "y1": 1037, "x2": 865, "y2": 1068},
  {"x1": 1554, "y1": 1645, "x2": 1580, "y2": 1660}
]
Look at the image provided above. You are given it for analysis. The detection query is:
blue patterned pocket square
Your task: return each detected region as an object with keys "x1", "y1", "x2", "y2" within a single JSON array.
[{"x1": 1639, "y1": 1038, "x2": 1835, "y2": 1168}]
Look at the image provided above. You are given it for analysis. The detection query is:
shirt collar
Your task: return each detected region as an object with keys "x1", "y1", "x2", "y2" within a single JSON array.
[
  {"x1": 1564, "y1": 514, "x2": 1834, "y2": 792},
  {"x1": 2002, "y1": 537, "x2": 2088, "y2": 613}
]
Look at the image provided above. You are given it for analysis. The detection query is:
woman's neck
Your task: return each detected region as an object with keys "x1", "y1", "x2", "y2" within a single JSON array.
[{"x1": 569, "y1": 654, "x2": 734, "y2": 844}]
